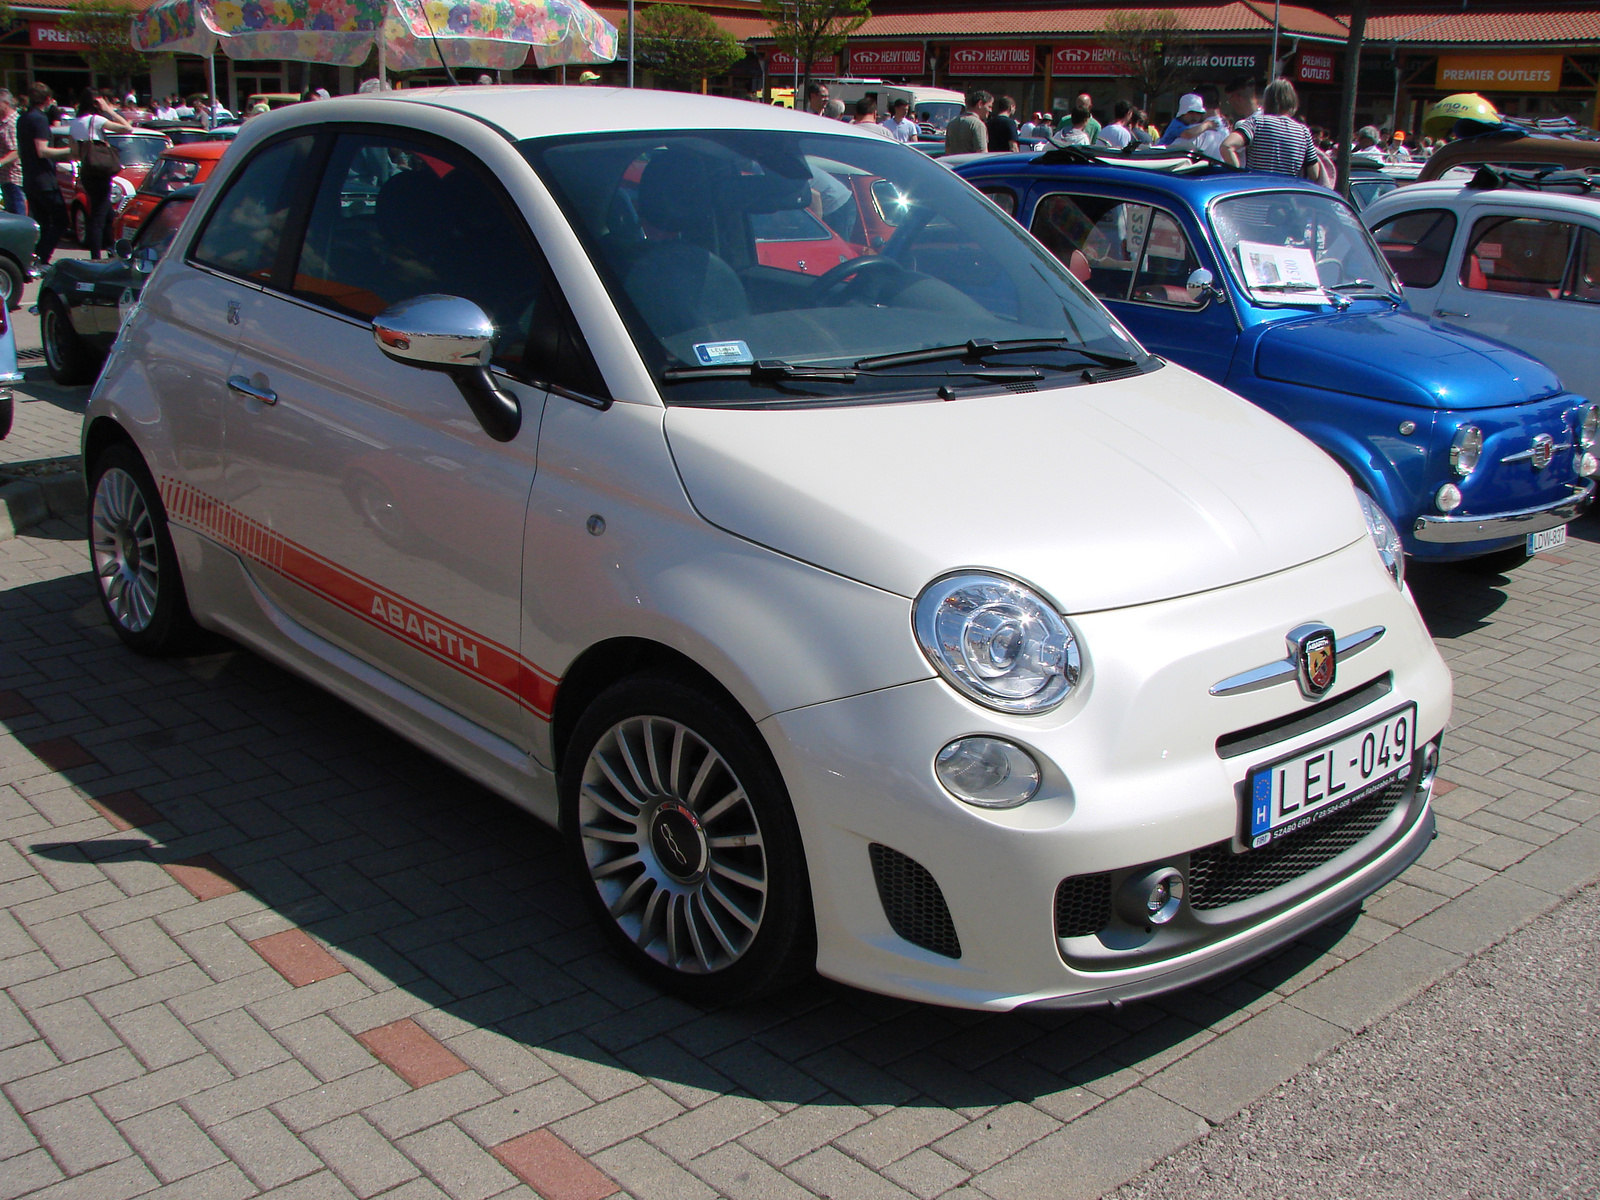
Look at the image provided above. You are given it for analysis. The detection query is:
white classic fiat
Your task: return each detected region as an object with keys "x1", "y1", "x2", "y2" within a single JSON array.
[{"x1": 84, "y1": 89, "x2": 1452, "y2": 1010}]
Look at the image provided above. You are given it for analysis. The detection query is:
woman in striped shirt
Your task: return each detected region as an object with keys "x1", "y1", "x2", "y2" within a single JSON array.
[{"x1": 1220, "y1": 80, "x2": 1332, "y2": 187}]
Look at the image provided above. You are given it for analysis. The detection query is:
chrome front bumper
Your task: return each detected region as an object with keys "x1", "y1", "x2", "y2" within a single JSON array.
[{"x1": 1412, "y1": 482, "x2": 1594, "y2": 544}]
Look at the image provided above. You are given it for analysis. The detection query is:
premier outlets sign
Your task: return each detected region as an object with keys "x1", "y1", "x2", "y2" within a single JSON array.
[
  {"x1": 1296, "y1": 51, "x2": 1336, "y2": 83},
  {"x1": 847, "y1": 45, "x2": 926, "y2": 76},
  {"x1": 947, "y1": 44, "x2": 1036, "y2": 77}
]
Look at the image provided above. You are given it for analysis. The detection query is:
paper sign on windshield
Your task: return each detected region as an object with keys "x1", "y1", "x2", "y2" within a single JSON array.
[{"x1": 1237, "y1": 240, "x2": 1321, "y2": 289}]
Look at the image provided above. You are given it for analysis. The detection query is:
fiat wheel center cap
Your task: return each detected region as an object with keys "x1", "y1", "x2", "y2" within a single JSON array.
[{"x1": 649, "y1": 801, "x2": 708, "y2": 883}]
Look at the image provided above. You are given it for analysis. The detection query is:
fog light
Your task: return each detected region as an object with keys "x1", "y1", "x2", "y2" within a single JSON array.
[
  {"x1": 1117, "y1": 867, "x2": 1185, "y2": 926},
  {"x1": 1418, "y1": 740, "x2": 1439, "y2": 793},
  {"x1": 934, "y1": 737, "x2": 1041, "y2": 808},
  {"x1": 1579, "y1": 451, "x2": 1599, "y2": 479},
  {"x1": 1435, "y1": 482, "x2": 1462, "y2": 513}
]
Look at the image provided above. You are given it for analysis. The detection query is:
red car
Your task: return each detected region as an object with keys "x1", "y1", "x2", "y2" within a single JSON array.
[
  {"x1": 114, "y1": 141, "x2": 229, "y2": 239},
  {"x1": 50, "y1": 127, "x2": 171, "y2": 245}
]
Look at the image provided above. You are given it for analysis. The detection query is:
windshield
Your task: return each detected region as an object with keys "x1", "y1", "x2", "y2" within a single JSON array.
[
  {"x1": 108, "y1": 135, "x2": 168, "y2": 169},
  {"x1": 523, "y1": 128, "x2": 1151, "y2": 405},
  {"x1": 1211, "y1": 190, "x2": 1399, "y2": 303},
  {"x1": 140, "y1": 156, "x2": 200, "y2": 196}
]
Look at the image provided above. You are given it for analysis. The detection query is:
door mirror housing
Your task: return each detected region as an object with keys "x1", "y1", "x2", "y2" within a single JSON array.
[
  {"x1": 132, "y1": 245, "x2": 161, "y2": 275},
  {"x1": 1186, "y1": 267, "x2": 1224, "y2": 305},
  {"x1": 113, "y1": 237, "x2": 134, "y2": 261},
  {"x1": 373, "y1": 295, "x2": 521, "y2": 442}
]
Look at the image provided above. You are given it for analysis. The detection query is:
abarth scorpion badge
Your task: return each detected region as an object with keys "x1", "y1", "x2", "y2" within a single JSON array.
[{"x1": 1288, "y1": 623, "x2": 1337, "y2": 700}]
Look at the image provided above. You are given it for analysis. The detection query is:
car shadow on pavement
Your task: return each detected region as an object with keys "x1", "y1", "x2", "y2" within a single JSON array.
[
  {"x1": 7, "y1": 566, "x2": 1362, "y2": 1112},
  {"x1": 14, "y1": 368, "x2": 90, "y2": 415}
]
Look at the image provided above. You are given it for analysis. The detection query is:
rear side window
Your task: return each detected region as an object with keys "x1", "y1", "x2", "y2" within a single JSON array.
[
  {"x1": 979, "y1": 187, "x2": 1016, "y2": 216},
  {"x1": 190, "y1": 135, "x2": 312, "y2": 282},
  {"x1": 1459, "y1": 215, "x2": 1574, "y2": 298},
  {"x1": 1370, "y1": 208, "x2": 1456, "y2": 288}
]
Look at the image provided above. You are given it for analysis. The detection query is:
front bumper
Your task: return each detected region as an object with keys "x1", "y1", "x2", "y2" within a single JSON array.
[
  {"x1": 760, "y1": 538, "x2": 1453, "y2": 1010},
  {"x1": 1412, "y1": 481, "x2": 1593, "y2": 544}
]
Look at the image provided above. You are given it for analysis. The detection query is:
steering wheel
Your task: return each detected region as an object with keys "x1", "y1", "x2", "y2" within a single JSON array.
[
  {"x1": 809, "y1": 254, "x2": 909, "y2": 304},
  {"x1": 1315, "y1": 256, "x2": 1344, "y2": 287}
]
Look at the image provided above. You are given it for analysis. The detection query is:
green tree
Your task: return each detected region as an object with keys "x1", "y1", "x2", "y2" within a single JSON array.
[
  {"x1": 761, "y1": 0, "x2": 870, "y2": 90},
  {"x1": 1099, "y1": 9, "x2": 1199, "y2": 110},
  {"x1": 59, "y1": 0, "x2": 148, "y2": 94},
  {"x1": 628, "y1": 4, "x2": 746, "y2": 90}
]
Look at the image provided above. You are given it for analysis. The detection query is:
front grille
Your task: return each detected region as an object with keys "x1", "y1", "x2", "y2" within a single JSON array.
[
  {"x1": 868, "y1": 844, "x2": 961, "y2": 959},
  {"x1": 1216, "y1": 675, "x2": 1393, "y2": 760},
  {"x1": 1188, "y1": 773, "x2": 1411, "y2": 910},
  {"x1": 1054, "y1": 873, "x2": 1113, "y2": 938}
]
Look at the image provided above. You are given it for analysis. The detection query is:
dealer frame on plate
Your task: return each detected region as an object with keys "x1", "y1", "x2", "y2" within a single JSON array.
[{"x1": 1244, "y1": 702, "x2": 1417, "y2": 849}]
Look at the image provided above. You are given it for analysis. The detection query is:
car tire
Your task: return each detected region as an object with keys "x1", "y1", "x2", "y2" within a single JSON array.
[
  {"x1": 40, "y1": 293, "x2": 100, "y2": 386},
  {"x1": 0, "y1": 256, "x2": 23, "y2": 311},
  {"x1": 0, "y1": 392, "x2": 12, "y2": 440},
  {"x1": 71, "y1": 204, "x2": 87, "y2": 247},
  {"x1": 560, "y1": 673, "x2": 815, "y2": 1004},
  {"x1": 86, "y1": 443, "x2": 201, "y2": 656}
]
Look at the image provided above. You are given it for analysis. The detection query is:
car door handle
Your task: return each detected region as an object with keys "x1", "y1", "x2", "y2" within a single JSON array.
[
  {"x1": 226, "y1": 375, "x2": 277, "y2": 405},
  {"x1": 1435, "y1": 309, "x2": 1470, "y2": 318}
]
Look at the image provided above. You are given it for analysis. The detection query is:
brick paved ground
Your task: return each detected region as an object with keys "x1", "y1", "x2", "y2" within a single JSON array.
[{"x1": 1, "y1": 307, "x2": 1597, "y2": 1198}]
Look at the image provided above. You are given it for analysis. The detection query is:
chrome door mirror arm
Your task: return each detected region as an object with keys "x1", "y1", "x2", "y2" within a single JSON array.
[{"x1": 372, "y1": 295, "x2": 522, "y2": 442}]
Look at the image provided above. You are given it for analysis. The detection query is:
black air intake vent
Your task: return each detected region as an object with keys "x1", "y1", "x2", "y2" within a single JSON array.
[
  {"x1": 868, "y1": 844, "x2": 961, "y2": 959},
  {"x1": 1054, "y1": 873, "x2": 1114, "y2": 938}
]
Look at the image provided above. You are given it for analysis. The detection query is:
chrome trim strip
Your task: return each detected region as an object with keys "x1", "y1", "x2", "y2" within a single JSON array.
[
  {"x1": 1499, "y1": 441, "x2": 1572, "y2": 465},
  {"x1": 1209, "y1": 625, "x2": 1386, "y2": 697},
  {"x1": 1412, "y1": 482, "x2": 1593, "y2": 543}
]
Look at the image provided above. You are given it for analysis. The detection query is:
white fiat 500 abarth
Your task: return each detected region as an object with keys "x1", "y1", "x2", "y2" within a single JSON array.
[{"x1": 83, "y1": 89, "x2": 1452, "y2": 1011}]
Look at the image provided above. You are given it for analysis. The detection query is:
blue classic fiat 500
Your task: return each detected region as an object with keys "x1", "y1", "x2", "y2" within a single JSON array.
[{"x1": 952, "y1": 147, "x2": 1597, "y2": 564}]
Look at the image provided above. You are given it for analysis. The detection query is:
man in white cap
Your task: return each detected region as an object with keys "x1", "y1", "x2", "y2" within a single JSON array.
[{"x1": 1160, "y1": 93, "x2": 1222, "y2": 150}]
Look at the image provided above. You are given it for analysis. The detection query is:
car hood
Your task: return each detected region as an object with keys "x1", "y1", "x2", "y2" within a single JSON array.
[
  {"x1": 1254, "y1": 310, "x2": 1563, "y2": 408},
  {"x1": 664, "y1": 365, "x2": 1365, "y2": 612}
]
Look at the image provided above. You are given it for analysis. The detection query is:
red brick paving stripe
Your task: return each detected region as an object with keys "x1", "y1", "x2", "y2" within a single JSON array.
[
  {"x1": 493, "y1": 1129, "x2": 618, "y2": 1200},
  {"x1": 26, "y1": 737, "x2": 97, "y2": 771},
  {"x1": 0, "y1": 690, "x2": 34, "y2": 719},
  {"x1": 1433, "y1": 781, "x2": 1458, "y2": 796},
  {"x1": 88, "y1": 790, "x2": 163, "y2": 832},
  {"x1": 1538, "y1": 554, "x2": 1574, "y2": 565},
  {"x1": 249, "y1": 929, "x2": 347, "y2": 987},
  {"x1": 357, "y1": 1018, "x2": 470, "y2": 1089},
  {"x1": 164, "y1": 854, "x2": 244, "y2": 901}
]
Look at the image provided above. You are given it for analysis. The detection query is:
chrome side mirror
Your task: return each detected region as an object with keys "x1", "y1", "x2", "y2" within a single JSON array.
[
  {"x1": 1186, "y1": 267, "x2": 1224, "y2": 305},
  {"x1": 373, "y1": 295, "x2": 520, "y2": 442},
  {"x1": 132, "y1": 245, "x2": 160, "y2": 275}
]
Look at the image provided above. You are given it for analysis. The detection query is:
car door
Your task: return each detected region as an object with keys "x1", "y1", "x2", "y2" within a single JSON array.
[
  {"x1": 1427, "y1": 206, "x2": 1587, "y2": 389},
  {"x1": 216, "y1": 128, "x2": 601, "y2": 749},
  {"x1": 1027, "y1": 190, "x2": 1237, "y2": 382}
]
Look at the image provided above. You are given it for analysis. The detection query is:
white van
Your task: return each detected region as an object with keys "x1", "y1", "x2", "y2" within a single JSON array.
[{"x1": 819, "y1": 79, "x2": 966, "y2": 135}]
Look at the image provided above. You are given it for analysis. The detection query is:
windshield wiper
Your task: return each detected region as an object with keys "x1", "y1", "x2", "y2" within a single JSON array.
[
  {"x1": 1329, "y1": 279, "x2": 1403, "y2": 302},
  {"x1": 1249, "y1": 281, "x2": 1324, "y2": 293},
  {"x1": 661, "y1": 360, "x2": 859, "y2": 383},
  {"x1": 854, "y1": 338, "x2": 1138, "y2": 371}
]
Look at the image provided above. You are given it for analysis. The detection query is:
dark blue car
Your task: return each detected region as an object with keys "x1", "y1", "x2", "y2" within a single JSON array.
[{"x1": 951, "y1": 146, "x2": 1596, "y2": 564}]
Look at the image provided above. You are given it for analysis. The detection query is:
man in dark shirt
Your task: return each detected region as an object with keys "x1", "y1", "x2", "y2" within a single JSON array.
[
  {"x1": 986, "y1": 95, "x2": 1020, "y2": 153},
  {"x1": 19, "y1": 83, "x2": 70, "y2": 265}
]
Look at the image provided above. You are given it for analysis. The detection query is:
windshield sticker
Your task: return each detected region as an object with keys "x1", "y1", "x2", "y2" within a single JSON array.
[
  {"x1": 693, "y1": 340, "x2": 755, "y2": 366},
  {"x1": 1238, "y1": 240, "x2": 1320, "y2": 289}
]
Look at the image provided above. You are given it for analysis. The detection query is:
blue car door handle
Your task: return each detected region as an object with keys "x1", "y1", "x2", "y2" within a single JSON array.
[
  {"x1": 1435, "y1": 309, "x2": 1470, "y2": 318},
  {"x1": 227, "y1": 375, "x2": 277, "y2": 406}
]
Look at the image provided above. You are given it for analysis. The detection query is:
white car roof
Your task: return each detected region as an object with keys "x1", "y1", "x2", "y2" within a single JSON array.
[
  {"x1": 1364, "y1": 179, "x2": 1600, "y2": 222},
  {"x1": 320, "y1": 85, "x2": 888, "y2": 142}
]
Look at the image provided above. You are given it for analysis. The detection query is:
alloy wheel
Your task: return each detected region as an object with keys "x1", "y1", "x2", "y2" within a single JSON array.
[
  {"x1": 90, "y1": 467, "x2": 160, "y2": 633},
  {"x1": 578, "y1": 716, "x2": 769, "y2": 975}
]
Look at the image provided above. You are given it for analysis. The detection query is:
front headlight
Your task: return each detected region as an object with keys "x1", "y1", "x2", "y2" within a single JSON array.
[
  {"x1": 1449, "y1": 425, "x2": 1482, "y2": 476},
  {"x1": 1356, "y1": 490, "x2": 1405, "y2": 590},
  {"x1": 1580, "y1": 403, "x2": 1598, "y2": 451},
  {"x1": 914, "y1": 572, "x2": 1081, "y2": 713}
]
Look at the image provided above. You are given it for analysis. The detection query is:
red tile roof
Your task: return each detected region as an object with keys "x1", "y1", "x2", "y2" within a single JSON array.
[
  {"x1": 848, "y1": 4, "x2": 1275, "y2": 38},
  {"x1": 1363, "y1": 10, "x2": 1600, "y2": 43}
]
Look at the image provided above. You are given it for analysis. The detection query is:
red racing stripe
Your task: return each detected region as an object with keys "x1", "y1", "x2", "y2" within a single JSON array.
[{"x1": 160, "y1": 478, "x2": 560, "y2": 718}]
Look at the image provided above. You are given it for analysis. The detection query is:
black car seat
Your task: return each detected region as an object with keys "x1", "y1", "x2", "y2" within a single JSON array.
[{"x1": 622, "y1": 149, "x2": 749, "y2": 337}]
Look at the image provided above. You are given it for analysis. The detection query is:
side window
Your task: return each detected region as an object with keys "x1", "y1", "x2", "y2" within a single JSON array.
[
  {"x1": 1371, "y1": 208, "x2": 1457, "y2": 289},
  {"x1": 291, "y1": 132, "x2": 605, "y2": 396},
  {"x1": 1459, "y1": 215, "x2": 1574, "y2": 298},
  {"x1": 1562, "y1": 228, "x2": 1600, "y2": 304},
  {"x1": 1131, "y1": 211, "x2": 1202, "y2": 306},
  {"x1": 979, "y1": 187, "x2": 1016, "y2": 217},
  {"x1": 1030, "y1": 193, "x2": 1150, "y2": 300},
  {"x1": 190, "y1": 135, "x2": 312, "y2": 282}
]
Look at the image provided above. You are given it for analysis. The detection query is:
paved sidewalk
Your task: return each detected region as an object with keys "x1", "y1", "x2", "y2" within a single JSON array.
[{"x1": 0, "y1": 361, "x2": 1597, "y2": 1200}]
